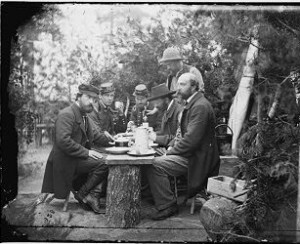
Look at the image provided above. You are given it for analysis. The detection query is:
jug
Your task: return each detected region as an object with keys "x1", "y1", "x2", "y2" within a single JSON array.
[{"x1": 134, "y1": 126, "x2": 149, "y2": 154}]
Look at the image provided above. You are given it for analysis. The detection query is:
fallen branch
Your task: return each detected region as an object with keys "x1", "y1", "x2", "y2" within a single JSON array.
[
  {"x1": 268, "y1": 73, "x2": 296, "y2": 119},
  {"x1": 209, "y1": 230, "x2": 261, "y2": 242}
]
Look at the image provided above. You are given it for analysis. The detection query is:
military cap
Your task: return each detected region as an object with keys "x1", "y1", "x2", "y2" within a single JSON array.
[
  {"x1": 148, "y1": 83, "x2": 176, "y2": 101},
  {"x1": 100, "y1": 82, "x2": 115, "y2": 94},
  {"x1": 133, "y1": 84, "x2": 149, "y2": 97},
  {"x1": 78, "y1": 83, "x2": 99, "y2": 98}
]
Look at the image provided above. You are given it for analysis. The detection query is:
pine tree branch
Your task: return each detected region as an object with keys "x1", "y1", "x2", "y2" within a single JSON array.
[{"x1": 276, "y1": 17, "x2": 300, "y2": 39}]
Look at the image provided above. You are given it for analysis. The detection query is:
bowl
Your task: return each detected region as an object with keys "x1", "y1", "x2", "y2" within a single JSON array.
[{"x1": 115, "y1": 137, "x2": 129, "y2": 147}]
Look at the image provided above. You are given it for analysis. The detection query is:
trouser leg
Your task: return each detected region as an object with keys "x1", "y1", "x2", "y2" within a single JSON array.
[
  {"x1": 146, "y1": 155, "x2": 188, "y2": 211},
  {"x1": 76, "y1": 157, "x2": 108, "y2": 198}
]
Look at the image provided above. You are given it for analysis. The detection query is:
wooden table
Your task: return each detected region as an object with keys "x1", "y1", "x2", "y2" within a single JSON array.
[{"x1": 105, "y1": 153, "x2": 154, "y2": 228}]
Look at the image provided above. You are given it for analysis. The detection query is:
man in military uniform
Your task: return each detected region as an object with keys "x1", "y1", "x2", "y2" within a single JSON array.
[
  {"x1": 89, "y1": 82, "x2": 127, "y2": 135},
  {"x1": 41, "y1": 84, "x2": 114, "y2": 214},
  {"x1": 128, "y1": 84, "x2": 162, "y2": 132}
]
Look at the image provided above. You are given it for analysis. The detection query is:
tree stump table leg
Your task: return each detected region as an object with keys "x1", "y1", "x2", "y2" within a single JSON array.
[{"x1": 106, "y1": 165, "x2": 141, "y2": 228}]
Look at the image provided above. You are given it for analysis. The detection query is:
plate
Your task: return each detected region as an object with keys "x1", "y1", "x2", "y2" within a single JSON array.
[
  {"x1": 106, "y1": 147, "x2": 130, "y2": 154},
  {"x1": 127, "y1": 149, "x2": 156, "y2": 157}
]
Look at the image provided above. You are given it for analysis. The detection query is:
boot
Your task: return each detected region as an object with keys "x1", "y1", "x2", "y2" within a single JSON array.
[
  {"x1": 75, "y1": 174, "x2": 104, "y2": 211},
  {"x1": 83, "y1": 183, "x2": 106, "y2": 214}
]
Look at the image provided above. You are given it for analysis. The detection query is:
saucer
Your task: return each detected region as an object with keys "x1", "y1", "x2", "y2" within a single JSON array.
[
  {"x1": 127, "y1": 149, "x2": 156, "y2": 157},
  {"x1": 106, "y1": 147, "x2": 130, "y2": 154}
]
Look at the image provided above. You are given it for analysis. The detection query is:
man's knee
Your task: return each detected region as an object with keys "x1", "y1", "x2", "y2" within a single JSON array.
[
  {"x1": 153, "y1": 155, "x2": 168, "y2": 167},
  {"x1": 88, "y1": 158, "x2": 108, "y2": 172}
]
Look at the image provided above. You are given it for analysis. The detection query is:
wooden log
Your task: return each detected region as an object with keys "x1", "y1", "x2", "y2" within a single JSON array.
[
  {"x1": 199, "y1": 197, "x2": 238, "y2": 241},
  {"x1": 106, "y1": 165, "x2": 141, "y2": 228}
]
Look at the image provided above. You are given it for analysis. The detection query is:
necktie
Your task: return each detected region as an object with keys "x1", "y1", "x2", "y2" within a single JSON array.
[{"x1": 83, "y1": 115, "x2": 88, "y2": 133}]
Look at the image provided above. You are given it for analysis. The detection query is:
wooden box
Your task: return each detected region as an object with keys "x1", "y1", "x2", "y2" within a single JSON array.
[{"x1": 207, "y1": 175, "x2": 247, "y2": 203}]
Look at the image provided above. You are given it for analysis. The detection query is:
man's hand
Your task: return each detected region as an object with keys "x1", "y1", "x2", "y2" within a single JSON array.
[
  {"x1": 115, "y1": 102, "x2": 124, "y2": 115},
  {"x1": 127, "y1": 121, "x2": 135, "y2": 128},
  {"x1": 146, "y1": 106, "x2": 158, "y2": 115},
  {"x1": 148, "y1": 131, "x2": 157, "y2": 142},
  {"x1": 88, "y1": 150, "x2": 103, "y2": 160},
  {"x1": 104, "y1": 131, "x2": 115, "y2": 142}
]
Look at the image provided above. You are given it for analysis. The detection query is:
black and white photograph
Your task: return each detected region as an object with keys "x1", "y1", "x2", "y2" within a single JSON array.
[{"x1": 1, "y1": 2, "x2": 300, "y2": 242}]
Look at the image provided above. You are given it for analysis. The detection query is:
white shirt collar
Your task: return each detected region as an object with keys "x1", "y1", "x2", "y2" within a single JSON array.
[{"x1": 186, "y1": 91, "x2": 198, "y2": 104}]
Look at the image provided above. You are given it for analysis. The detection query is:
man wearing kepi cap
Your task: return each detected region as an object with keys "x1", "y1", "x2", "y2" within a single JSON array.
[
  {"x1": 41, "y1": 84, "x2": 114, "y2": 214},
  {"x1": 159, "y1": 47, "x2": 204, "y2": 94},
  {"x1": 127, "y1": 84, "x2": 162, "y2": 131},
  {"x1": 89, "y1": 81, "x2": 127, "y2": 135},
  {"x1": 148, "y1": 83, "x2": 183, "y2": 148}
]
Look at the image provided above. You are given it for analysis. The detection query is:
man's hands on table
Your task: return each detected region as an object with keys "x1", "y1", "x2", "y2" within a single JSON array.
[{"x1": 89, "y1": 150, "x2": 103, "y2": 160}]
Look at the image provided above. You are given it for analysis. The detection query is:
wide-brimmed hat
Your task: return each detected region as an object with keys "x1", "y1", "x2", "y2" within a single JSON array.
[
  {"x1": 159, "y1": 47, "x2": 183, "y2": 63},
  {"x1": 148, "y1": 84, "x2": 176, "y2": 101},
  {"x1": 100, "y1": 82, "x2": 115, "y2": 94},
  {"x1": 133, "y1": 84, "x2": 149, "y2": 97},
  {"x1": 78, "y1": 84, "x2": 99, "y2": 98}
]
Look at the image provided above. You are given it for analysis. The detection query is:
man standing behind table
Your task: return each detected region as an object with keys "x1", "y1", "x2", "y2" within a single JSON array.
[
  {"x1": 89, "y1": 81, "x2": 127, "y2": 135},
  {"x1": 127, "y1": 84, "x2": 162, "y2": 132},
  {"x1": 146, "y1": 73, "x2": 220, "y2": 220},
  {"x1": 147, "y1": 83, "x2": 183, "y2": 148},
  {"x1": 41, "y1": 84, "x2": 114, "y2": 214},
  {"x1": 159, "y1": 46, "x2": 204, "y2": 94}
]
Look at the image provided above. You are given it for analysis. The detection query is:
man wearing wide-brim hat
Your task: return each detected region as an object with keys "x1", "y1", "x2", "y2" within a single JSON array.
[
  {"x1": 89, "y1": 81, "x2": 127, "y2": 135},
  {"x1": 159, "y1": 46, "x2": 204, "y2": 94},
  {"x1": 127, "y1": 84, "x2": 162, "y2": 131},
  {"x1": 41, "y1": 84, "x2": 115, "y2": 214},
  {"x1": 148, "y1": 83, "x2": 183, "y2": 148}
]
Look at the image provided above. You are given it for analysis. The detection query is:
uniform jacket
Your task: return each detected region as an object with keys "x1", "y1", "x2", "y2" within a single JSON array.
[
  {"x1": 167, "y1": 92, "x2": 220, "y2": 198},
  {"x1": 88, "y1": 101, "x2": 127, "y2": 135},
  {"x1": 130, "y1": 102, "x2": 162, "y2": 131},
  {"x1": 155, "y1": 100, "x2": 183, "y2": 147},
  {"x1": 41, "y1": 103, "x2": 110, "y2": 199}
]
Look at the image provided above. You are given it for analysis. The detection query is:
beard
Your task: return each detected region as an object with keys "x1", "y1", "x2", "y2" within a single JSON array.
[{"x1": 80, "y1": 102, "x2": 93, "y2": 113}]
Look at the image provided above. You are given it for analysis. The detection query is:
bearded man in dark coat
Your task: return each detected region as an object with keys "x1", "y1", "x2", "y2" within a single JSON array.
[
  {"x1": 146, "y1": 72, "x2": 220, "y2": 220},
  {"x1": 147, "y1": 83, "x2": 183, "y2": 148},
  {"x1": 41, "y1": 84, "x2": 114, "y2": 214}
]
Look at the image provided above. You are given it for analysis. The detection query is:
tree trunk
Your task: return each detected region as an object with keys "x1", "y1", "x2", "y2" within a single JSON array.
[
  {"x1": 291, "y1": 71, "x2": 300, "y2": 242},
  {"x1": 255, "y1": 83, "x2": 263, "y2": 153},
  {"x1": 228, "y1": 25, "x2": 259, "y2": 154},
  {"x1": 106, "y1": 165, "x2": 141, "y2": 228}
]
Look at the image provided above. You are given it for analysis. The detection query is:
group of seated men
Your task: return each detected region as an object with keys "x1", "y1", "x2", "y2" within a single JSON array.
[{"x1": 41, "y1": 47, "x2": 220, "y2": 220}]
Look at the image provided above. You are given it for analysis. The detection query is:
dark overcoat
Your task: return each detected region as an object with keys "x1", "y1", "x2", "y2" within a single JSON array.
[
  {"x1": 155, "y1": 100, "x2": 183, "y2": 147},
  {"x1": 167, "y1": 92, "x2": 220, "y2": 198},
  {"x1": 41, "y1": 103, "x2": 110, "y2": 199}
]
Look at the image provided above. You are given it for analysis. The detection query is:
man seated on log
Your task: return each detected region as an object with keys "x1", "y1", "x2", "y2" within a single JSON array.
[
  {"x1": 89, "y1": 81, "x2": 127, "y2": 135},
  {"x1": 41, "y1": 84, "x2": 114, "y2": 214},
  {"x1": 147, "y1": 83, "x2": 183, "y2": 152},
  {"x1": 127, "y1": 84, "x2": 163, "y2": 132},
  {"x1": 145, "y1": 72, "x2": 220, "y2": 220}
]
